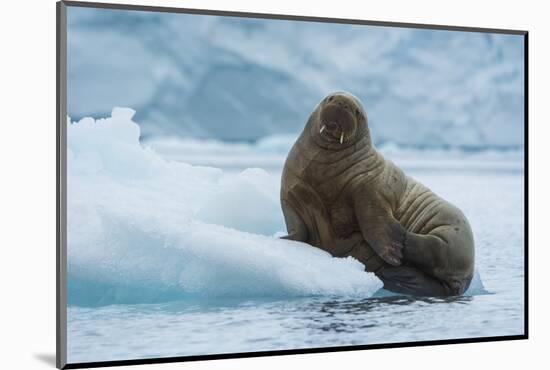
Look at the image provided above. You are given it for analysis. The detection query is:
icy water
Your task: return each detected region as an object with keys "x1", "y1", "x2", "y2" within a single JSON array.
[{"x1": 67, "y1": 167, "x2": 525, "y2": 364}]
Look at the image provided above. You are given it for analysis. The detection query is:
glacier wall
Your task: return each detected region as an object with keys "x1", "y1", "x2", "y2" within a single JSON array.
[{"x1": 67, "y1": 7, "x2": 524, "y2": 149}]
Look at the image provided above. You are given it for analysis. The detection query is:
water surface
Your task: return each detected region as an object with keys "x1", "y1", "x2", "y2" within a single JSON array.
[{"x1": 68, "y1": 168, "x2": 524, "y2": 363}]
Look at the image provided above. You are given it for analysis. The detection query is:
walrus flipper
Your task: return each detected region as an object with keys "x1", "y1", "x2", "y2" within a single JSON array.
[
  {"x1": 280, "y1": 199, "x2": 308, "y2": 242},
  {"x1": 353, "y1": 195, "x2": 407, "y2": 266},
  {"x1": 376, "y1": 266, "x2": 451, "y2": 296},
  {"x1": 281, "y1": 176, "x2": 335, "y2": 247}
]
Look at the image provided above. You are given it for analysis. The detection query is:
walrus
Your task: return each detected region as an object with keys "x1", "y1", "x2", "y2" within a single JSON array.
[{"x1": 280, "y1": 91, "x2": 475, "y2": 296}]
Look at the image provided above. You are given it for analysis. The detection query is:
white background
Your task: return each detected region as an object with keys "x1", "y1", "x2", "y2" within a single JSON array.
[{"x1": 0, "y1": 0, "x2": 547, "y2": 369}]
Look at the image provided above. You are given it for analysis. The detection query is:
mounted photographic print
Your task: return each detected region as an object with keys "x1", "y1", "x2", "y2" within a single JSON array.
[{"x1": 56, "y1": 1, "x2": 528, "y2": 368}]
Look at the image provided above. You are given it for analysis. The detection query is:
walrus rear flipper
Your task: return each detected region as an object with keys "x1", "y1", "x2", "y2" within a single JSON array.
[{"x1": 376, "y1": 266, "x2": 454, "y2": 297}]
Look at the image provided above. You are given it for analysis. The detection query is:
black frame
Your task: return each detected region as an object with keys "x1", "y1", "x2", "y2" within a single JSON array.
[{"x1": 56, "y1": 1, "x2": 529, "y2": 369}]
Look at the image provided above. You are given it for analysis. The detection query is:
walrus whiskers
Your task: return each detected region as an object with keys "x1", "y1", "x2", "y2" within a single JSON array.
[{"x1": 320, "y1": 125, "x2": 326, "y2": 134}]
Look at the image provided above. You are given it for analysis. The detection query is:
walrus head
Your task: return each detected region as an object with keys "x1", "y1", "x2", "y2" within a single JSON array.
[{"x1": 309, "y1": 91, "x2": 369, "y2": 150}]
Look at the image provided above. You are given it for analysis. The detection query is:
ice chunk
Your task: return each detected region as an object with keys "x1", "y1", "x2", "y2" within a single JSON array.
[
  {"x1": 195, "y1": 168, "x2": 284, "y2": 236},
  {"x1": 67, "y1": 110, "x2": 382, "y2": 306},
  {"x1": 111, "y1": 106, "x2": 135, "y2": 120}
]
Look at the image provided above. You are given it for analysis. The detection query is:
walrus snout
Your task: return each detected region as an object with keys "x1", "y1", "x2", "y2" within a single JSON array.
[
  {"x1": 310, "y1": 91, "x2": 368, "y2": 148},
  {"x1": 319, "y1": 103, "x2": 357, "y2": 143}
]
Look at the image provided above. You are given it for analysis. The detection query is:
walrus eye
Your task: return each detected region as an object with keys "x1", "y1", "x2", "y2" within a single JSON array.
[
  {"x1": 355, "y1": 109, "x2": 360, "y2": 116},
  {"x1": 327, "y1": 96, "x2": 334, "y2": 102}
]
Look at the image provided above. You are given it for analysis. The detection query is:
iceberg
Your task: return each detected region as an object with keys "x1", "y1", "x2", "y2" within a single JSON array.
[{"x1": 67, "y1": 109, "x2": 383, "y2": 306}]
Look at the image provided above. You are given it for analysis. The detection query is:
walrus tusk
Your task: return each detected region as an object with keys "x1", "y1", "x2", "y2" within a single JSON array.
[
  {"x1": 340, "y1": 132, "x2": 344, "y2": 144},
  {"x1": 320, "y1": 125, "x2": 326, "y2": 134}
]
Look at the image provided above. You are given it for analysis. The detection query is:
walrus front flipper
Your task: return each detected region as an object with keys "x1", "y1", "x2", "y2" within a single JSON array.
[
  {"x1": 281, "y1": 178, "x2": 335, "y2": 247},
  {"x1": 280, "y1": 200, "x2": 308, "y2": 242},
  {"x1": 352, "y1": 194, "x2": 407, "y2": 266},
  {"x1": 376, "y1": 266, "x2": 457, "y2": 297}
]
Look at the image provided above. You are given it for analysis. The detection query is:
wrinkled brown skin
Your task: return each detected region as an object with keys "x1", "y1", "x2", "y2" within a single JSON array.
[{"x1": 280, "y1": 91, "x2": 475, "y2": 296}]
